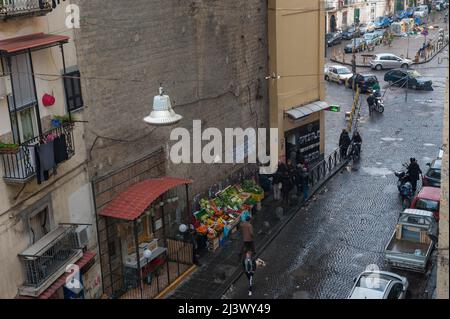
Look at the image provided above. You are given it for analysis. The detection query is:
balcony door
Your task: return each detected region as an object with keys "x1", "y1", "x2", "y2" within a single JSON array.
[{"x1": 5, "y1": 53, "x2": 39, "y2": 143}]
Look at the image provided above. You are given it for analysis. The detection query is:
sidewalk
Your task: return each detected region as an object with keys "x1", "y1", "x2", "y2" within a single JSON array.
[{"x1": 167, "y1": 159, "x2": 347, "y2": 299}]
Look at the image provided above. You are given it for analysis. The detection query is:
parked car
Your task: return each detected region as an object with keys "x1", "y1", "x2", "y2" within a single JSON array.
[
  {"x1": 370, "y1": 53, "x2": 413, "y2": 70},
  {"x1": 344, "y1": 38, "x2": 366, "y2": 53},
  {"x1": 411, "y1": 187, "x2": 440, "y2": 221},
  {"x1": 324, "y1": 65, "x2": 353, "y2": 84},
  {"x1": 374, "y1": 16, "x2": 392, "y2": 29},
  {"x1": 414, "y1": 5, "x2": 429, "y2": 18},
  {"x1": 359, "y1": 22, "x2": 376, "y2": 35},
  {"x1": 348, "y1": 271, "x2": 409, "y2": 299},
  {"x1": 326, "y1": 32, "x2": 343, "y2": 46},
  {"x1": 405, "y1": 6, "x2": 416, "y2": 18},
  {"x1": 393, "y1": 10, "x2": 410, "y2": 21},
  {"x1": 364, "y1": 32, "x2": 382, "y2": 47},
  {"x1": 346, "y1": 73, "x2": 379, "y2": 93},
  {"x1": 423, "y1": 158, "x2": 442, "y2": 187},
  {"x1": 384, "y1": 209, "x2": 437, "y2": 272},
  {"x1": 384, "y1": 69, "x2": 433, "y2": 90},
  {"x1": 341, "y1": 26, "x2": 360, "y2": 40}
]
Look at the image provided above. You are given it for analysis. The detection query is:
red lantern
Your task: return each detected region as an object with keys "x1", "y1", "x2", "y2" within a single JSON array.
[{"x1": 42, "y1": 93, "x2": 55, "y2": 107}]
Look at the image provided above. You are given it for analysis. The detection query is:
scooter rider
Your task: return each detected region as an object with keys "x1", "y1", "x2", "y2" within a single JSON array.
[
  {"x1": 351, "y1": 131, "x2": 362, "y2": 156},
  {"x1": 367, "y1": 92, "x2": 376, "y2": 116}
]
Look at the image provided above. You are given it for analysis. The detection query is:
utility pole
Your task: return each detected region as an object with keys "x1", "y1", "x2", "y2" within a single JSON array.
[{"x1": 352, "y1": 40, "x2": 357, "y2": 100}]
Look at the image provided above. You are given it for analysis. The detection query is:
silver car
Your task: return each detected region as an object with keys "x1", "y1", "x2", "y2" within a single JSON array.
[
  {"x1": 348, "y1": 270, "x2": 409, "y2": 299},
  {"x1": 370, "y1": 53, "x2": 413, "y2": 70}
]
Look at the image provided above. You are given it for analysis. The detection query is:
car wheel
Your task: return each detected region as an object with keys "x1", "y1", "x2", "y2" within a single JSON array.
[
  {"x1": 325, "y1": 75, "x2": 329, "y2": 81},
  {"x1": 375, "y1": 64, "x2": 382, "y2": 71},
  {"x1": 401, "y1": 63, "x2": 409, "y2": 69},
  {"x1": 339, "y1": 79, "x2": 344, "y2": 85}
]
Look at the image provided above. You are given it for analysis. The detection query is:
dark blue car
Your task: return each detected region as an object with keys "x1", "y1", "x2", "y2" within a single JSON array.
[{"x1": 374, "y1": 16, "x2": 392, "y2": 29}]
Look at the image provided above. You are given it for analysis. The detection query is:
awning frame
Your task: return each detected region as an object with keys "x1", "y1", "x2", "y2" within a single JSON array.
[{"x1": 285, "y1": 101, "x2": 329, "y2": 120}]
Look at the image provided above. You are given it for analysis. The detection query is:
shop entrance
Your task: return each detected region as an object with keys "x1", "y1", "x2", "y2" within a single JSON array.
[
  {"x1": 98, "y1": 177, "x2": 194, "y2": 299},
  {"x1": 285, "y1": 120, "x2": 321, "y2": 165}
]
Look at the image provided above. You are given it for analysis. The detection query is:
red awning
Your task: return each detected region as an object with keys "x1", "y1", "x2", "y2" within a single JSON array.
[
  {"x1": 99, "y1": 177, "x2": 193, "y2": 221},
  {"x1": 17, "y1": 251, "x2": 96, "y2": 299},
  {"x1": 0, "y1": 33, "x2": 69, "y2": 54}
]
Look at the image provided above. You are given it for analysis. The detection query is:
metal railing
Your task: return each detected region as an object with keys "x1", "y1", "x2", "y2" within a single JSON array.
[
  {"x1": 1, "y1": 122, "x2": 75, "y2": 183},
  {"x1": 0, "y1": 0, "x2": 51, "y2": 15},
  {"x1": 308, "y1": 146, "x2": 347, "y2": 190},
  {"x1": 19, "y1": 225, "x2": 81, "y2": 288}
]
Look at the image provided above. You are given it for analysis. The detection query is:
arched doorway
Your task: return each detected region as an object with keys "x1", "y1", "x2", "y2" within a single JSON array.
[{"x1": 330, "y1": 15, "x2": 337, "y2": 33}]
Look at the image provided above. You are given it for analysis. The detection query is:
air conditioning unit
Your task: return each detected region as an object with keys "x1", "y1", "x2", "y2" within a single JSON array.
[
  {"x1": 0, "y1": 75, "x2": 12, "y2": 99},
  {"x1": 75, "y1": 225, "x2": 89, "y2": 248}
]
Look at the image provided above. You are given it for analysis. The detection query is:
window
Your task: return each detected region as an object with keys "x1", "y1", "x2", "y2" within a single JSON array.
[
  {"x1": 9, "y1": 53, "x2": 37, "y2": 109},
  {"x1": 9, "y1": 106, "x2": 38, "y2": 142},
  {"x1": 29, "y1": 207, "x2": 51, "y2": 243},
  {"x1": 63, "y1": 70, "x2": 84, "y2": 112},
  {"x1": 387, "y1": 283, "x2": 404, "y2": 299},
  {"x1": 415, "y1": 199, "x2": 439, "y2": 212}
]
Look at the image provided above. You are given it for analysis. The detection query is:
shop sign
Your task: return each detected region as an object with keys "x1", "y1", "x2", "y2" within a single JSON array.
[{"x1": 296, "y1": 121, "x2": 321, "y2": 163}]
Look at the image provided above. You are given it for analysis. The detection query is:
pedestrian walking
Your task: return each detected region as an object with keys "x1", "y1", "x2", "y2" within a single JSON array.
[
  {"x1": 301, "y1": 167, "x2": 309, "y2": 201},
  {"x1": 407, "y1": 158, "x2": 423, "y2": 193},
  {"x1": 272, "y1": 169, "x2": 282, "y2": 201},
  {"x1": 243, "y1": 251, "x2": 257, "y2": 296},
  {"x1": 240, "y1": 216, "x2": 255, "y2": 254},
  {"x1": 281, "y1": 169, "x2": 293, "y2": 205},
  {"x1": 339, "y1": 129, "x2": 351, "y2": 158}
]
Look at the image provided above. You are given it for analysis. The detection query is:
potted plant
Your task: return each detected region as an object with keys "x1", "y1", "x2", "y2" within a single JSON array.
[
  {"x1": 0, "y1": 142, "x2": 19, "y2": 154},
  {"x1": 51, "y1": 114, "x2": 73, "y2": 127}
]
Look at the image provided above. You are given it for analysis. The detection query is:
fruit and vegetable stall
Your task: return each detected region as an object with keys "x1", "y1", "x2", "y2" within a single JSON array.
[{"x1": 192, "y1": 180, "x2": 264, "y2": 252}]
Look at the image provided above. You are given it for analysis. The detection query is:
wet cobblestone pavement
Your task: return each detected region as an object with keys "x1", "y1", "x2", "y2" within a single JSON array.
[{"x1": 224, "y1": 45, "x2": 448, "y2": 300}]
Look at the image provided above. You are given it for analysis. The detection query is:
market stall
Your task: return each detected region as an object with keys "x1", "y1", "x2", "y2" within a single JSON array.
[{"x1": 192, "y1": 180, "x2": 264, "y2": 252}]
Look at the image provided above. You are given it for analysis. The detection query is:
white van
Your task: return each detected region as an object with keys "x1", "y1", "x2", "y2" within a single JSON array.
[{"x1": 414, "y1": 5, "x2": 429, "y2": 18}]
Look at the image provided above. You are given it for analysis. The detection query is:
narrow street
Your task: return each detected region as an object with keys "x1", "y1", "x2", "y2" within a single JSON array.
[{"x1": 224, "y1": 43, "x2": 448, "y2": 299}]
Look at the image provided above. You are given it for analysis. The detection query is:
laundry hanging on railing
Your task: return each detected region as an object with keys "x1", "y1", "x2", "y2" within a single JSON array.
[{"x1": 32, "y1": 131, "x2": 69, "y2": 184}]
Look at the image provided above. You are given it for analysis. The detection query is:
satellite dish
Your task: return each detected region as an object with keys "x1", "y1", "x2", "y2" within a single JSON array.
[{"x1": 179, "y1": 224, "x2": 188, "y2": 233}]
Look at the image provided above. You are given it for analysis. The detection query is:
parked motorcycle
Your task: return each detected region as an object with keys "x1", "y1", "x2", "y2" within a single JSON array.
[
  {"x1": 395, "y1": 163, "x2": 413, "y2": 208},
  {"x1": 395, "y1": 163, "x2": 410, "y2": 191}
]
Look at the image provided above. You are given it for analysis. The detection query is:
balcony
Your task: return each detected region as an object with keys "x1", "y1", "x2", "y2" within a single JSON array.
[
  {"x1": 0, "y1": 0, "x2": 52, "y2": 20},
  {"x1": 18, "y1": 225, "x2": 83, "y2": 297},
  {"x1": 0, "y1": 122, "x2": 75, "y2": 184}
]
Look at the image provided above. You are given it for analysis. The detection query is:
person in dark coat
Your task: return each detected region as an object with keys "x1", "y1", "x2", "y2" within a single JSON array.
[
  {"x1": 407, "y1": 158, "x2": 423, "y2": 193},
  {"x1": 281, "y1": 169, "x2": 293, "y2": 204},
  {"x1": 339, "y1": 129, "x2": 351, "y2": 158}
]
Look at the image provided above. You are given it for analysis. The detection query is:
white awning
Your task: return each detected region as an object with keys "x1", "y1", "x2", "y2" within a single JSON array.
[{"x1": 285, "y1": 101, "x2": 329, "y2": 120}]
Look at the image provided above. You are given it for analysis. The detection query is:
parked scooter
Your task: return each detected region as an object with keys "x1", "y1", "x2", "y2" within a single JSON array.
[
  {"x1": 395, "y1": 163, "x2": 410, "y2": 191},
  {"x1": 395, "y1": 163, "x2": 413, "y2": 208}
]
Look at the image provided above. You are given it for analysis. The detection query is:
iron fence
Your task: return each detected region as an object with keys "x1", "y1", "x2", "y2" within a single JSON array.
[{"x1": 308, "y1": 146, "x2": 347, "y2": 190}]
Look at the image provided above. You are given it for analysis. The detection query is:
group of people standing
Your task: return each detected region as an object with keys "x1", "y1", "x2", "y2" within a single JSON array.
[{"x1": 272, "y1": 154, "x2": 310, "y2": 204}]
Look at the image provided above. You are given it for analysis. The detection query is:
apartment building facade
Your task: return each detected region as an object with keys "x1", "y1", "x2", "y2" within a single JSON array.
[
  {"x1": 325, "y1": 0, "x2": 396, "y2": 32},
  {"x1": 0, "y1": 1, "x2": 101, "y2": 299}
]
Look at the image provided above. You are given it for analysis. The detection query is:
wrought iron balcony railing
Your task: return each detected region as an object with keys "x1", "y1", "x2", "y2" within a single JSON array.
[
  {"x1": 0, "y1": 0, "x2": 52, "y2": 19},
  {"x1": 0, "y1": 122, "x2": 75, "y2": 184},
  {"x1": 18, "y1": 225, "x2": 83, "y2": 297}
]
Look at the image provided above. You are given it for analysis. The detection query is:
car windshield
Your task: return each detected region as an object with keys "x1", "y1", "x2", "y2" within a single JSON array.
[
  {"x1": 415, "y1": 199, "x2": 439, "y2": 211},
  {"x1": 376, "y1": 17, "x2": 384, "y2": 22},
  {"x1": 357, "y1": 275, "x2": 390, "y2": 292},
  {"x1": 427, "y1": 169, "x2": 441, "y2": 179},
  {"x1": 364, "y1": 76, "x2": 377, "y2": 82},
  {"x1": 416, "y1": 7, "x2": 425, "y2": 11},
  {"x1": 337, "y1": 68, "x2": 351, "y2": 74}
]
